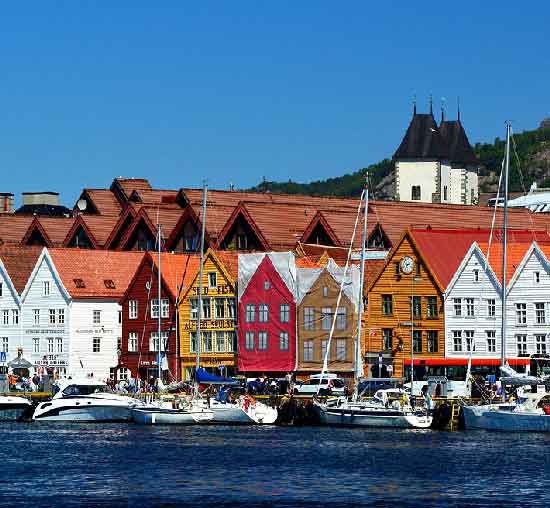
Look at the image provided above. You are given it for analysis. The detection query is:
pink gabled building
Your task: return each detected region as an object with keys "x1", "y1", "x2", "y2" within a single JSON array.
[{"x1": 238, "y1": 253, "x2": 298, "y2": 376}]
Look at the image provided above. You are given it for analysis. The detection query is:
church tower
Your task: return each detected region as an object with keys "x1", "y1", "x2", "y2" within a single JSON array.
[{"x1": 393, "y1": 98, "x2": 479, "y2": 205}]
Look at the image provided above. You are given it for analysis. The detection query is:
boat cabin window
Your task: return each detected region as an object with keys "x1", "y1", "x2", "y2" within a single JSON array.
[{"x1": 63, "y1": 384, "x2": 108, "y2": 396}]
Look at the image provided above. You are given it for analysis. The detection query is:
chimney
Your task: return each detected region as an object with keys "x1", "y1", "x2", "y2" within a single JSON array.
[
  {"x1": 0, "y1": 193, "x2": 14, "y2": 214},
  {"x1": 22, "y1": 192, "x2": 60, "y2": 207}
]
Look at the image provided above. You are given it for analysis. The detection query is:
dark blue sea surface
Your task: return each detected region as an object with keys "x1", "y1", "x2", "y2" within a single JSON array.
[{"x1": 1, "y1": 423, "x2": 550, "y2": 507}]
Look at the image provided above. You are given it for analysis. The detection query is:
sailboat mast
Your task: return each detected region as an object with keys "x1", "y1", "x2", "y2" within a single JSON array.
[
  {"x1": 501, "y1": 123, "x2": 511, "y2": 369},
  {"x1": 355, "y1": 176, "x2": 368, "y2": 387},
  {"x1": 196, "y1": 183, "x2": 208, "y2": 372},
  {"x1": 157, "y1": 224, "x2": 162, "y2": 382}
]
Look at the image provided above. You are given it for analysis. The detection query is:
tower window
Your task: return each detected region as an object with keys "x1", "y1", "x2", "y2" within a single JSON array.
[{"x1": 411, "y1": 186, "x2": 421, "y2": 201}]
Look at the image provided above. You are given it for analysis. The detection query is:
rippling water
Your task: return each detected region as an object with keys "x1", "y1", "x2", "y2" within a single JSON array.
[{"x1": 2, "y1": 423, "x2": 550, "y2": 507}]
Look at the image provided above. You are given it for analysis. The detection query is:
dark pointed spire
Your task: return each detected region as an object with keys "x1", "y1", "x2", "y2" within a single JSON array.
[
  {"x1": 457, "y1": 96, "x2": 461, "y2": 122},
  {"x1": 429, "y1": 94, "x2": 433, "y2": 115},
  {"x1": 413, "y1": 94, "x2": 417, "y2": 116},
  {"x1": 441, "y1": 97, "x2": 446, "y2": 123}
]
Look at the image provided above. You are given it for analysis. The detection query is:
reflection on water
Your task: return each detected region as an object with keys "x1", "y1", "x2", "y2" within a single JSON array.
[{"x1": 2, "y1": 423, "x2": 550, "y2": 507}]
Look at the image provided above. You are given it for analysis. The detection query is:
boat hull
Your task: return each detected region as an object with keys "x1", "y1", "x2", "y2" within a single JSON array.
[
  {"x1": 33, "y1": 398, "x2": 133, "y2": 422},
  {"x1": 462, "y1": 405, "x2": 550, "y2": 432},
  {"x1": 209, "y1": 400, "x2": 278, "y2": 424},
  {"x1": 0, "y1": 397, "x2": 33, "y2": 421},
  {"x1": 131, "y1": 407, "x2": 213, "y2": 425}
]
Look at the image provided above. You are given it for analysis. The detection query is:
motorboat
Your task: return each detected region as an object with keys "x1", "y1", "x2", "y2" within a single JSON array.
[
  {"x1": 206, "y1": 395, "x2": 278, "y2": 425},
  {"x1": 33, "y1": 378, "x2": 142, "y2": 422},
  {"x1": 0, "y1": 395, "x2": 33, "y2": 421},
  {"x1": 131, "y1": 395, "x2": 214, "y2": 425}
]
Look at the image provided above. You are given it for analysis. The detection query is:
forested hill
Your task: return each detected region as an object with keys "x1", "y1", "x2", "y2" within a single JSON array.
[{"x1": 247, "y1": 120, "x2": 550, "y2": 200}]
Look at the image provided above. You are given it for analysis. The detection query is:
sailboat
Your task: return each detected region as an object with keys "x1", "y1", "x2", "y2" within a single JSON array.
[
  {"x1": 131, "y1": 221, "x2": 214, "y2": 425},
  {"x1": 190, "y1": 185, "x2": 277, "y2": 425},
  {"x1": 461, "y1": 123, "x2": 550, "y2": 432},
  {"x1": 314, "y1": 176, "x2": 432, "y2": 429}
]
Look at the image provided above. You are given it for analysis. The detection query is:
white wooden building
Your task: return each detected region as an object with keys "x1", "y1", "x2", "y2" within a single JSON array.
[{"x1": 0, "y1": 258, "x2": 24, "y2": 365}]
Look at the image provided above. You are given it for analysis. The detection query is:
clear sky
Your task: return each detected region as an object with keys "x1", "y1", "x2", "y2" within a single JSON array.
[{"x1": 1, "y1": 1, "x2": 549, "y2": 206}]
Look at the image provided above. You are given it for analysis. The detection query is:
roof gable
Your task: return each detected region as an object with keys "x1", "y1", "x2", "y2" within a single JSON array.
[
  {"x1": 63, "y1": 217, "x2": 99, "y2": 249},
  {"x1": 216, "y1": 203, "x2": 270, "y2": 251},
  {"x1": 21, "y1": 249, "x2": 71, "y2": 303},
  {"x1": 21, "y1": 218, "x2": 52, "y2": 247},
  {"x1": 300, "y1": 211, "x2": 342, "y2": 247},
  {"x1": 439, "y1": 120, "x2": 478, "y2": 165}
]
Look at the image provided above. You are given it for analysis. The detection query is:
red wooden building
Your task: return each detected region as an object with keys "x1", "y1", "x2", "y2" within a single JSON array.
[
  {"x1": 238, "y1": 254, "x2": 297, "y2": 376},
  {"x1": 118, "y1": 252, "x2": 199, "y2": 382}
]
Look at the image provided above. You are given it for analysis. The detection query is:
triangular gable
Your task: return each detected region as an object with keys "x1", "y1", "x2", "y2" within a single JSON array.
[
  {"x1": 104, "y1": 207, "x2": 138, "y2": 249},
  {"x1": 63, "y1": 216, "x2": 99, "y2": 249},
  {"x1": 300, "y1": 211, "x2": 342, "y2": 247},
  {"x1": 506, "y1": 242, "x2": 549, "y2": 295},
  {"x1": 215, "y1": 202, "x2": 270, "y2": 251},
  {"x1": 180, "y1": 248, "x2": 236, "y2": 301},
  {"x1": 165, "y1": 207, "x2": 210, "y2": 252},
  {"x1": 74, "y1": 190, "x2": 100, "y2": 215},
  {"x1": 117, "y1": 210, "x2": 158, "y2": 251},
  {"x1": 20, "y1": 248, "x2": 71, "y2": 304},
  {"x1": 367, "y1": 223, "x2": 392, "y2": 249},
  {"x1": 445, "y1": 242, "x2": 501, "y2": 297},
  {"x1": 21, "y1": 218, "x2": 52, "y2": 247}
]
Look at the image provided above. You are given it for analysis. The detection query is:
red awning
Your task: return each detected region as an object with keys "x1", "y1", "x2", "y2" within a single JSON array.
[{"x1": 403, "y1": 358, "x2": 531, "y2": 367}]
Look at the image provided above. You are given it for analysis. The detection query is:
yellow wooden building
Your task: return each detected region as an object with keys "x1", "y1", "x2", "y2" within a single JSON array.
[{"x1": 178, "y1": 249, "x2": 238, "y2": 381}]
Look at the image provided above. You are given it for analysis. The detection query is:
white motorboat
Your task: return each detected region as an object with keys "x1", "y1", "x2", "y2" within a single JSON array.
[
  {"x1": 207, "y1": 396, "x2": 278, "y2": 425},
  {"x1": 0, "y1": 395, "x2": 33, "y2": 421},
  {"x1": 33, "y1": 378, "x2": 142, "y2": 422}
]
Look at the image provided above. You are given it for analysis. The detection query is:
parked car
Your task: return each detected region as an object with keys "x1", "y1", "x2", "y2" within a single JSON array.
[{"x1": 293, "y1": 374, "x2": 347, "y2": 396}]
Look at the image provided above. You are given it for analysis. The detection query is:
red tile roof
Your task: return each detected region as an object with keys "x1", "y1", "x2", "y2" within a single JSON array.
[
  {"x1": 0, "y1": 216, "x2": 35, "y2": 244},
  {"x1": 148, "y1": 252, "x2": 200, "y2": 300},
  {"x1": 48, "y1": 249, "x2": 144, "y2": 298},
  {"x1": 37, "y1": 218, "x2": 76, "y2": 246},
  {"x1": 81, "y1": 215, "x2": 121, "y2": 247},
  {"x1": 114, "y1": 178, "x2": 152, "y2": 198},
  {"x1": 215, "y1": 250, "x2": 239, "y2": 281},
  {"x1": 79, "y1": 189, "x2": 123, "y2": 216},
  {"x1": 478, "y1": 241, "x2": 532, "y2": 283},
  {"x1": 0, "y1": 246, "x2": 42, "y2": 293}
]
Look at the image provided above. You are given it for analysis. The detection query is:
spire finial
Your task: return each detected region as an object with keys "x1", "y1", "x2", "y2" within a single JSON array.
[
  {"x1": 413, "y1": 94, "x2": 417, "y2": 116},
  {"x1": 441, "y1": 97, "x2": 446, "y2": 123},
  {"x1": 429, "y1": 94, "x2": 433, "y2": 115},
  {"x1": 457, "y1": 96, "x2": 461, "y2": 122}
]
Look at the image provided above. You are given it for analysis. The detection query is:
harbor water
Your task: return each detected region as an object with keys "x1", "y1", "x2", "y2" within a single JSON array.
[{"x1": 2, "y1": 423, "x2": 550, "y2": 507}]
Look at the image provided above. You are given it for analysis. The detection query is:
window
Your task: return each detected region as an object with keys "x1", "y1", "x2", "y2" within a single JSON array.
[
  {"x1": 227, "y1": 299, "x2": 236, "y2": 319},
  {"x1": 190, "y1": 299, "x2": 199, "y2": 319},
  {"x1": 259, "y1": 304, "x2": 269, "y2": 323},
  {"x1": 215, "y1": 299, "x2": 225, "y2": 319},
  {"x1": 465, "y1": 330, "x2": 475, "y2": 352},
  {"x1": 216, "y1": 331, "x2": 225, "y2": 352},
  {"x1": 515, "y1": 303, "x2": 527, "y2": 325},
  {"x1": 427, "y1": 331, "x2": 438, "y2": 353},
  {"x1": 11, "y1": 309, "x2": 18, "y2": 325},
  {"x1": 321, "y1": 339, "x2": 328, "y2": 361},
  {"x1": 129, "y1": 300, "x2": 138, "y2": 319},
  {"x1": 535, "y1": 271, "x2": 541, "y2": 284},
  {"x1": 411, "y1": 185, "x2": 421, "y2": 200},
  {"x1": 201, "y1": 299, "x2": 211, "y2": 319},
  {"x1": 264, "y1": 280, "x2": 271, "y2": 290},
  {"x1": 383, "y1": 328, "x2": 393, "y2": 350},
  {"x1": 535, "y1": 303, "x2": 546, "y2": 325},
  {"x1": 382, "y1": 295, "x2": 393, "y2": 316},
  {"x1": 323, "y1": 286, "x2": 329, "y2": 298},
  {"x1": 236, "y1": 234, "x2": 248, "y2": 250},
  {"x1": 46, "y1": 338, "x2": 53, "y2": 354},
  {"x1": 56, "y1": 338, "x2": 63, "y2": 353},
  {"x1": 93, "y1": 310, "x2": 101, "y2": 325},
  {"x1": 336, "y1": 307, "x2": 347, "y2": 330},
  {"x1": 394, "y1": 262, "x2": 401, "y2": 275},
  {"x1": 43, "y1": 281, "x2": 50, "y2": 296},
  {"x1": 161, "y1": 299, "x2": 169, "y2": 318},
  {"x1": 453, "y1": 331, "x2": 463, "y2": 352},
  {"x1": 443, "y1": 185, "x2": 448, "y2": 201},
  {"x1": 279, "y1": 332, "x2": 289, "y2": 351},
  {"x1": 336, "y1": 339, "x2": 346, "y2": 361},
  {"x1": 151, "y1": 299, "x2": 160, "y2": 318},
  {"x1": 119, "y1": 367, "x2": 129, "y2": 381},
  {"x1": 208, "y1": 272, "x2": 217, "y2": 288},
  {"x1": 416, "y1": 262, "x2": 422, "y2": 277},
  {"x1": 227, "y1": 331, "x2": 237, "y2": 352},
  {"x1": 486, "y1": 330, "x2": 496, "y2": 353},
  {"x1": 453, "y1": 299, "x2": 462, "y2": 317},
  {"x1": 128, "y1": 332, "x2": 138, "y2": 352},
  {"x1": 426, "y1": 296, "x2": 438, "y2": 318},
  {"x1": 536, "y1": 334, "x2": 547, "y2": 355},
  {"x1": 1, "y1": 337, "x2": 8, "y2": 353},
  {"x1": 411, "y1": 296, "x2": 421, "y2": 319},
  {"x1": 516, "y1": 334, "x2": 528, "y2": 356},
  {"x1": 150, "y1": 332, "x2": 160, "y2": 352},
  {"x1": 465, "y1": 298, "x2": 475, "y2": 317},
  {"x1": 413, "y1": 330, "x2": 422, "y2": 353},
  {"x1": 117, "y1": 336, "x2": 122, "y2": 352},
  {"x1": 0, "y1": 282, "x2": 2, "y2": 296},
  {"x1": 303, "y1": 340, "x2": 313, "y2": 362},
  {"x1": 245, "y1": 304, "x2": 255, "y2": 323},
  {"x1": 190, "y1": 332, "x2": 197, "y2": 353},
  {"x1": 258, "y1": 331, "x2": 267, "y2": 350},
  {"x1": 487, "y1": 299, "x2": 496, "y2": 318},
  {"x1": 304, "y1": 307, "x2": 315, "y2": 330},
  {"x1": 473, "y1": 269, "x2": 479, "y2": 283},
  {"x1": 202, "y1": 332, "x2": 213, "y2": 352},
  {"x1": 2, "y1": 310, "x2": 8, "y2": 325},
  {"x1": 118, "y1": 310, "x2": 122, "y2": 324},
  {"x1": 245, "y1": 332, "x2": 255, "y2": 351},
  {"x1": 49, "y1": 309, "x2": 56, "y2": 324},
  {"x1": 33, "y1": 337, "x2": 39, "y2": 353},
  {"x1": 33, "y1": 309, "x2": 40, "y2": 325},
  {"x1": 280, "y1": 304, "x2": 290, "y2": 323},
  {"x1": 92, "y1": 337, "x2": 100, "y2": 353},
  {"x1": 321, "y1": 307, "x2": 332, "y2": 330}
]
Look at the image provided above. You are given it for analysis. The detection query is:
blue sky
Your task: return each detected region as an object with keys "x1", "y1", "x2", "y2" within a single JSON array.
[{"x1": 1, "y1": 2, "x2": 549, "y2": 205}]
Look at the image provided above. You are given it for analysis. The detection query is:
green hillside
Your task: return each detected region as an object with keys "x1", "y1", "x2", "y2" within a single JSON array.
[{"x1": 248, "y1": 122, "x2": 550, "y2": 199}]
